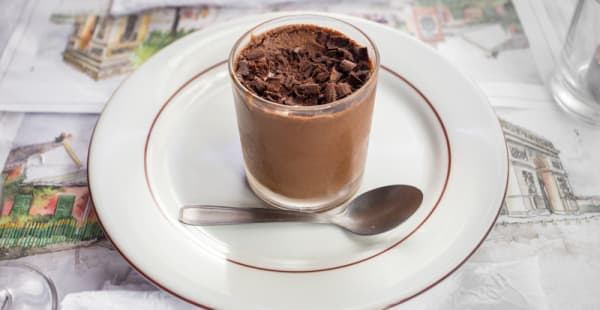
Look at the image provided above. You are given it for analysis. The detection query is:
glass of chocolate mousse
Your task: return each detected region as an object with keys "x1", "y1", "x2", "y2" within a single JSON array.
[{"x1": 228, "y1": 15, "x2": 379, "y2": 212}]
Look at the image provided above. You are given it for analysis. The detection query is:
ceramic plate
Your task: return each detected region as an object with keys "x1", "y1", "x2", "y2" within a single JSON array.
[{"x1": 89, "y1": 13, "x2": 508, "y2": 309}]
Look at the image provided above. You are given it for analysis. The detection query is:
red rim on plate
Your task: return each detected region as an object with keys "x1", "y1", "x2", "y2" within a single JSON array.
[
  {"x1": 88, "y1": 61, "x2": 508, "y2": 308},
  {"x1": 143, "y1": 62, "x2": 451, "y2": 272}
]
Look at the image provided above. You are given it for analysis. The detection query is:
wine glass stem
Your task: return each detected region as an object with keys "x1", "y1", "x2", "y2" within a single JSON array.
[{"x1": 0, "y1": 289, "x2": 12, "y2": 310}]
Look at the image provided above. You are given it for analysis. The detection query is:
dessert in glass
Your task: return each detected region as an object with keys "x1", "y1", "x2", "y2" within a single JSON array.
[{"x1": 228, "y1": 15, "x2": 379, "y2": 212}]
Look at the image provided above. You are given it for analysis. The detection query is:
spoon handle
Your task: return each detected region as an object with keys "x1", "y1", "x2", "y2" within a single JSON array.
[{"x1": 179, "y1": 205, "x2": 323, "y2": 226}]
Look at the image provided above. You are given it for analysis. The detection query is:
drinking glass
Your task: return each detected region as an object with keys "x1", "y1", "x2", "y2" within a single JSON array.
[
  {"x1": 0, "y1": 262, "x2": 57, "y2": 310},
  {"x1": 550, "y1": 0, "x2": 600, "y2": 124},
  {"x1": 228, "y1": 15, "x2": 380, "y2": 212}
]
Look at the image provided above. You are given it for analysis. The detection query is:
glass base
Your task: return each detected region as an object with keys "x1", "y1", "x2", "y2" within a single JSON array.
[
  {"x1": 245, "y1": 169, "x2": 362, "y2": 212},
  {"x1": 0, "y1": 262, "x2": 57, "y2": 310},
  {"x1": 551, "y1": 71, "x2": 600, "y2": 125}
]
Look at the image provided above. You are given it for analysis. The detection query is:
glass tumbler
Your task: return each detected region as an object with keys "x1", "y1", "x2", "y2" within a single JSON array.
[
  {"x1": 228, "y1": 15, "x2": 380, "y2": 212},
  {"x1": 0, "y1": 262, "x2": 58, "y2": 310},
  {"x1": 551, "y1": 0, "x2": 600, "y2": 124}
]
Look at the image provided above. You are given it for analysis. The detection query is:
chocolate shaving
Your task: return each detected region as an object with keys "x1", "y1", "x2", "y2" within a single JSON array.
[
  {"x1": 275, "y1": 54, "x2": 288, "y2": 66},
  {"x1": 283, "y1": 75, "x2": 298, "y2": 89},
  {"x1": 357, "y1": 70, "x2": 370, "y2": 82},
  {"x1": 235, "y1": 25, "x2": 372, "y2": 105},
  {"x1": 338, "y1": 48, "x2": 354, "y2": 61},
  {"x1": 324, "y1": 83, "x2": 337, "y2": 103},
  {"x1": 328, "y1": 36, "x2": 350, "y2": 48},
  {"x1": 339, "y1": 59, "x2": 357, "y2": 73},
  {"x1": 293, "y1": 46, "x2": 306, "y2": 57},
  {"x1": 348, "y1": 72, "x2": 363, "y2": 88},
  {"x1": 330, "y1": 67, "x2": 342, "y2": 82},
  {"x1": 248, "y1": 77, "x2": 267, "y2": 93},
  {"x1": 266, "y1": 77, "x2": 282, "y2": 92},
  {"x1": 314, "y1": 70, "x2": 329, "y2": 83},
  {"x1": 356, "y1": 47, "x2": 369, "y2": 61},
  {"x1": 316, "y1": 32, "x2": 329, "y2": 46},
  {"x1": 357, "y1": 60, "x2": 370, "y2": 71},
  {"x1": 253, "y1": 58, "x2": 269, "y2": 77},
  {"x1": 265, "y1": 90, "x2": 281, "y2": 101},
  {"x1": 238, "y1": 60, "x2": 250, "y2": 76},
  {"x1": 335, "y1": 83, "x2": 352, "y2": 98},
  {"x1": 313, "y1": 64, "x2": 329, "y2": 82},
  {"x1": 295, "y1": 83, "x2": 320, "y2": 97},
  {"x1": 245, "y1": 48, "x2": 265, "y2": 60},
  {"x1": 301, "y1": 63, "x2": 316, "y2": 78}
]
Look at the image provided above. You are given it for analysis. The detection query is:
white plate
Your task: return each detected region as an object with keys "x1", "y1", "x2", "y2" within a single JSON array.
[{"x1": 89, "y1": 13, "x2": 508, "y2": 309}]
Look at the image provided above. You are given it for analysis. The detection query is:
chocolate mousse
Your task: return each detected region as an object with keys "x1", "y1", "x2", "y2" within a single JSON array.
[
  {"x1": 230, "y1": 23, "x2": 378, "y2": 209},
  {"x1": 236, "y1": 25, "x2": 372, "y2": 106}
]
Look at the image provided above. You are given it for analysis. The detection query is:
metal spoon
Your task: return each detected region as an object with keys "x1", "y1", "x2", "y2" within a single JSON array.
[{"x1": 179, "y1": 185, "x2": 423, "y2": 235}]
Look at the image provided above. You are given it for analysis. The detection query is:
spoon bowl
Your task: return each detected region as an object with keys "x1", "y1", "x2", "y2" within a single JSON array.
[
  {"x1": 179, "y1": 185, "x2": 423, "y2": 235},
  {"x1": 333, "y1": 185, "x2": 423, "y2": 235}
]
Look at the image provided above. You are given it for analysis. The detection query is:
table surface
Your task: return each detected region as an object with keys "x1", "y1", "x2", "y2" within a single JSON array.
[{"x1": 1, "y1": 1, "x2": 599, "y2": 309}]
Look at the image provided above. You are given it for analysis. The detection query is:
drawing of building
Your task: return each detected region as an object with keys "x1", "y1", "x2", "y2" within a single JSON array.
[
  {"x1": 410, "y1": 6, "x2": 446, "y2": 43},
  {"x1": 408, "y1": 1, "x2": 527, "y2": 55},
  {"x1": 0, "y1": 132, "x2": 103, "y2": 259},
  {"x1": 63, "y1": 14, "x2": 151, "y2": 80},
  {"x1": 0, "y1": 133, "x2": 89, "y2": 221},
  {"x1": 501, "y1": 120, "x2": 580, "y2": 217},
  {"x1": 60, "y1": 6, "x2": 216, "y2": 80}
]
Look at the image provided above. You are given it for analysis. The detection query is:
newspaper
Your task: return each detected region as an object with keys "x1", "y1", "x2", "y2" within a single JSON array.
[
  {"x1": 0, "y1": 0, "x2": 543, "y2": 259},
  {"x1": 0, "y1": 0, "x2": 539, "y2": 113},
  {"x1": 0, "y1": 114, "x2": 103, "y2": 259},
  {"x1": 512, "y1": 0, "x2": 576, "y2": 83},
  {"x1": 0, "y1": 1, "x2": 599, "y2": 308}
]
